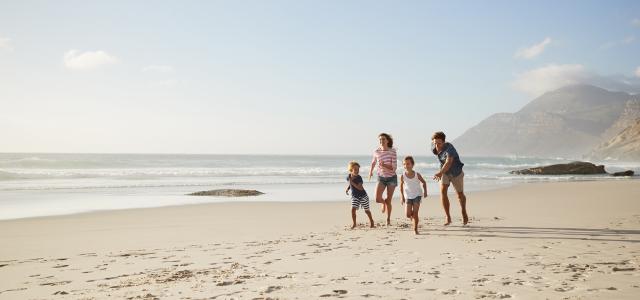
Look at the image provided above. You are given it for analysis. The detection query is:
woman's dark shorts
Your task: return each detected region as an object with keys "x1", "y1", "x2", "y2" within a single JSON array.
[{"x1": 378, "y1": 174, "x2": 398, "y2": 187}]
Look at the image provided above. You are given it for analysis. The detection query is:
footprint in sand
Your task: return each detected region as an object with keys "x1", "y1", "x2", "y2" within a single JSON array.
[
  {"x1": 40, "y1": 280, "x2": 72, "y2": 286},
  {"x1": 475, "y1": 290, "x2": 512, "y2": 299},
  {"x1": 441, "y1": 289, "x2": 460, "y2": 295},
  {"x1": 320, "y1": 290, "x2": 348, "y2": 297},
  {"x1": 52, "y1": 291, "x2": 69, "y2": 295},
  {"x1": 612, "y1": 267, "x2": 636, "y2": 272},
  {"x1": 262, "y1": 285, "x2": 283, "y2": 293},
  {"x1": 554, "y1": 286, "x2": 575, "y2": 292},
  {"x1": 52, "y1": 264, "x2": 69, "y2": 268},
  {"x1": 0, "y1": 287, "x2": 27, "y2": 294},
  {"x1": 472, "y1": 277, "x2": 489, "y2": 286},
  {"x1": 331, "y1": 276, "x2": 348, "y2": 282}
]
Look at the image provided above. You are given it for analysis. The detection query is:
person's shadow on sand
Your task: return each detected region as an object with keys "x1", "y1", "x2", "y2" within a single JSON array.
[{"x1": 424, "y1": 225, "x2": 640, "y2": 243}]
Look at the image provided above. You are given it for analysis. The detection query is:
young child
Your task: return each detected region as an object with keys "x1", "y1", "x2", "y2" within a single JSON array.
[
  {"x1": 400, "y1": 156, "x2": 428, "y2": 234},
  {"x1": 346, "y1": 161, "x2": 375, "y2": 229}
]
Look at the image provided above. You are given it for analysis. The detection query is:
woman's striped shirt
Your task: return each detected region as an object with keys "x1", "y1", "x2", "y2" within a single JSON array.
[{"x1": 371, "y1": 148, "x2": 397, "y2": 177}]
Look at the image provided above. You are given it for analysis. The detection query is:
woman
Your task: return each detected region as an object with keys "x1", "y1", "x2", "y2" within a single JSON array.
[{"x1": 368, "y1": 133, "x2": 397, "y2": 225}]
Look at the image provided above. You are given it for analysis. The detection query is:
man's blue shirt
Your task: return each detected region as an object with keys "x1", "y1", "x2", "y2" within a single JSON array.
[{"x1": 435, "y1": 143, "x2": 464, "y2": 177}]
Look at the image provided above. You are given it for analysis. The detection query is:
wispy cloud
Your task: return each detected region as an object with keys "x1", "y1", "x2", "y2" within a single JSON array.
[
  {"x1": 63, "y1": 50, "x2": 118, "y2": 70},
  {"x1": 512, "y1": 64, "x2": 640, "y2": 97},
  {"x1": 142, "y1": 65, "x2": 174, "y2": 73},
  {"x1": 514, "y1": 37, "x2": 552, "y2": 59},
  {"x1": 600, "y1": 35, "x2": 636, "y2": 49},
  {"x1": 0, "y1": 37, "x2": 12, "y2": 51},
  {"x1": 512, "y1": 64, "x2": 588, "y2": 96},
  {"x1": 632, "y1": 18, "x2": 640, "y2": 27}
]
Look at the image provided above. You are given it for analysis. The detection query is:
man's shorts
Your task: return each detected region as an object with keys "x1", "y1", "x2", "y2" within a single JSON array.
[
  {"x1": 351, "y1": 195, "x2": 370, "y2": 210},
  {"x1": 378, "y1": 174, "x2": 398, "y2": 187},
  {"x1": 441, "y1": 171, "x2": 464, "y2": 193},
  {"x1": 406, "y1": 196, "x2": 422, "y2": 205}
]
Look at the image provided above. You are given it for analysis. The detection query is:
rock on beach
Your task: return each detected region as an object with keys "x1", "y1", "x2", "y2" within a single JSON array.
[{"x1": 188, "y1": 189, "x2": 264, "y2": 197}]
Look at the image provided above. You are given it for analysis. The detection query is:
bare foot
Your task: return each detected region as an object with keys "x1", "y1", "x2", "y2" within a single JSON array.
[
  {"x1": 351, "y1": 224, "x2": 356, "y2": 229},
  {"x1": 370, "y1": 223, "x2": 375, "y2": 228},
  {"x1": 414, "y1": 230, "x2": 420, "y2": 235},
  {"x1": 463, "y1": 219, "x2": 469, "y2": 226},
  {"x1": 444, "y1": 219, "x2": 451, "y2": 226},
  {"x1": 386, "y1": 219, "x2": 391, "y2": 226}
]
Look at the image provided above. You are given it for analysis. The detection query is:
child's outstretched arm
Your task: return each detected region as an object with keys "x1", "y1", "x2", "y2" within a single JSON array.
[
  {"x1": 418, "y1": 173, "x2": 428, "y2": 197},
  {"x1": 345, "y1": 183, "x2": 351, "y2": 195}
]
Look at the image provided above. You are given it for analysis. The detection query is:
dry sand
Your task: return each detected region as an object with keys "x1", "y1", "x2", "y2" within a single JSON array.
[{"x1": 0, "y1": 181, "x2": 639, "y2": 299}]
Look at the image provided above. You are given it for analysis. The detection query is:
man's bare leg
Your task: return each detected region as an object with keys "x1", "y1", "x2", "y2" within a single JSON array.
[
  {"x1": 458, "y1": 191, "x2": 469, "y2": 225},
  {"x1": 440, "y1": 184, "x2": 452, "y2": 225}
]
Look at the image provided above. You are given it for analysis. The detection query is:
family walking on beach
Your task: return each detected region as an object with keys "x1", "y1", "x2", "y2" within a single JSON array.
[{"x1": 346, "y1": 131, "x2": 468, "y2": 234}]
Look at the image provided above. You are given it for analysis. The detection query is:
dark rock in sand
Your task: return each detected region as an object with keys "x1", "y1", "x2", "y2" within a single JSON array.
[
  {"x1": 510, "y1": 161, "x2": 606, "y2": 175},
  {"x1": 612, "y1": 170, "x2": 634, "y2": 177},
  {"x1": 188, "y1": 189, "x2": 264, "y2": 197}
]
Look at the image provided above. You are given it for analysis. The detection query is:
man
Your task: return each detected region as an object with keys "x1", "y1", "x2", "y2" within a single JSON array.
[{"x1": 431, "y1": 131, "x2": 469, "y2": 225}]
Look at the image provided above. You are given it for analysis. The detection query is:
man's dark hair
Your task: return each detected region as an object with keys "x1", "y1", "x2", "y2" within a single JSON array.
[{"x1": 431, "y1": 131, "x2": 446, "y2": 141}]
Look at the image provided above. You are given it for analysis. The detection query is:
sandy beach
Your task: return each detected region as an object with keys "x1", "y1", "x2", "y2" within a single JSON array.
[{"x1": 0, "y1": 180, "x2": 639, "y2": 299}]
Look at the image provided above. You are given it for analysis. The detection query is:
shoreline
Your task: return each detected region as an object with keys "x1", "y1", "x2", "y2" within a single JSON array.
[
  {"x1": 1, "y1": 180, "x2": 639, "y2": 299},
  {"x1": 1, "y1": 176, "x2": 637, "y2": 221}
]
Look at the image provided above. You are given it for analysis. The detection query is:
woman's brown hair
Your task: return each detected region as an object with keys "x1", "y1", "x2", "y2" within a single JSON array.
[{"x1": 379, "y1": 133, "x2": 393, "y2": 148}]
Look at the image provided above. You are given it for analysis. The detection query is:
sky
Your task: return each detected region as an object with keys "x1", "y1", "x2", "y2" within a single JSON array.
[{"x1": 1, "y1": 0, "x2": 640, "y2": 155}]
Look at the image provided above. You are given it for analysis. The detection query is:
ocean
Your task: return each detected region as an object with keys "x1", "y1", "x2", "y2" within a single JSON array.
[{"x1": 0, "y1": 153, "x2": 637, "y2": 220}]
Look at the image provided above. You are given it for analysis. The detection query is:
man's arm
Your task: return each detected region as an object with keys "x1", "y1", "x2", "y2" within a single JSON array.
[
  {"x1": 441, "y1": 156, "x2": 454, "y2": 174},
  {"x1": 434, "y1": 156, "x2": 454, "y2": 180}
]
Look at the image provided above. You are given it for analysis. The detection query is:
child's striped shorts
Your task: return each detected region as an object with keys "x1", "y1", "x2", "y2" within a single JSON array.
[{"x1": 351, "y1": 195, "x2": 370, "y2": 210}]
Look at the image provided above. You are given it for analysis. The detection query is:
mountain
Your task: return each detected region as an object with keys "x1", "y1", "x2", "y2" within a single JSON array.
[
  {"x1": 453, "y1": 85, "x2": 634, "y2": 158},
  {"x1": 587, "y1": 118, "x2": 640, "y2": 161},
  {"x1": 601, "y1": 97, "x2": 640, "y2": 140}
]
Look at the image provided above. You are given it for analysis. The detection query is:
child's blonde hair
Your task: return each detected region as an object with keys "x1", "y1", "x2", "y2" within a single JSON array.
[{"x1": 347, "y1": 161, "x2": 360, "y2": 172}]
